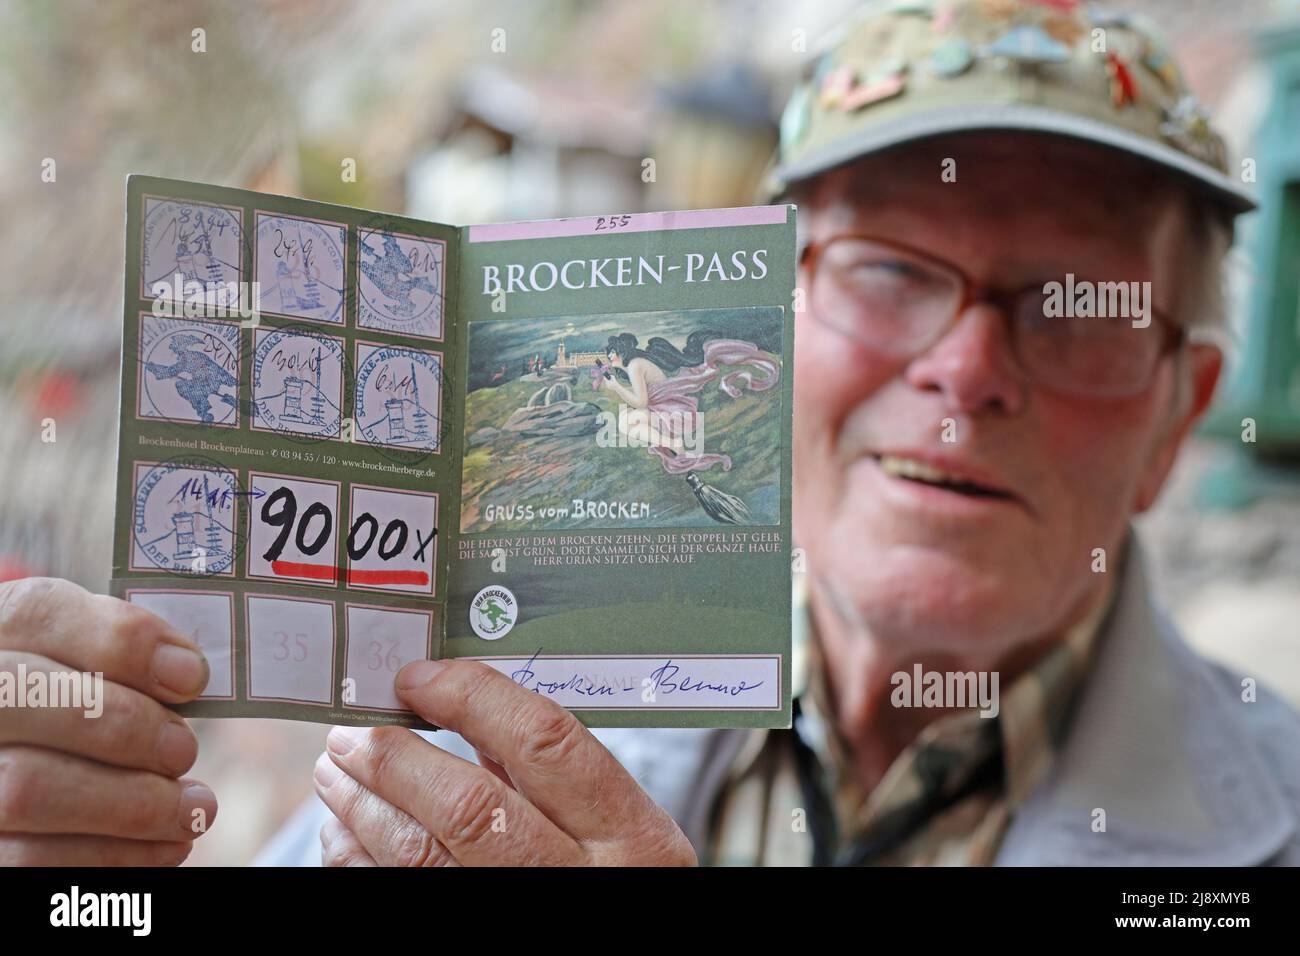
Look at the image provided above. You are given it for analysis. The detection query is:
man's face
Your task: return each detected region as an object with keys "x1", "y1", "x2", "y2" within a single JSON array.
[{"x1": 793, "y1": 134, "x2": 1220, "y2": 659}]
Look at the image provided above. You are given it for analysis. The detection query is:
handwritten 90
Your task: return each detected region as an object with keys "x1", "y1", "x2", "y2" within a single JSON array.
[{"x1": 271, "y1": 628, "x2": 403, "y2": 672}]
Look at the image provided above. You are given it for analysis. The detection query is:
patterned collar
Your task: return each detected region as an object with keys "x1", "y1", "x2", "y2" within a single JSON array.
[{"x1": 719, "y1": 563, "x2": 1117, "y2": 863}]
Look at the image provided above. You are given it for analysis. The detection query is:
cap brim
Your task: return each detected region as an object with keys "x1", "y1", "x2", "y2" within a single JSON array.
[{"x1": 773, "y1": 103, "x2": 1257, "y2": 215}]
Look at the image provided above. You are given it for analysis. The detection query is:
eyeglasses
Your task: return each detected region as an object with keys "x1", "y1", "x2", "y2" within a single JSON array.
[{"x1": 802, "y1": 234, "x2": 1185, "y2": 399}]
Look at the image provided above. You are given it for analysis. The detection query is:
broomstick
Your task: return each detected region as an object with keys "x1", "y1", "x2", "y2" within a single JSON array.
[
  {"x1": 594, "y1": 359, "x2": 751, "y2": 525},
  {"x1": 680, "y1": 463, "x2": 751, "y2": 525}
]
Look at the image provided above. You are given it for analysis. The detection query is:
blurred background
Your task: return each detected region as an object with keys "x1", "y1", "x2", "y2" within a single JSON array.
[{"x1": 0, "y1": 0, "x2": 1297, "y2": 865}]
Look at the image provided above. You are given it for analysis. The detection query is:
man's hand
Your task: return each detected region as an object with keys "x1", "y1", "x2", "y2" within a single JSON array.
[
  {"x1": 314, "y1": 659, "x2": 697, "y2": 866},
  {"x1": 0, "y1": 577, "x2": 219, "y2": 865}
]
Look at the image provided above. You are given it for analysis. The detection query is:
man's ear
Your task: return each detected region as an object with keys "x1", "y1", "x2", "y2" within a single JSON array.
[{"x1": 1134, "y1": 342, "x2": 1222, "y2": 513}]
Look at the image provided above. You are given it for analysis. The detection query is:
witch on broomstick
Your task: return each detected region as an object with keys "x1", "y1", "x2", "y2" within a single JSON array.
[{"x1": 592, "y1": 329, "x2": 779, "y2": 524}]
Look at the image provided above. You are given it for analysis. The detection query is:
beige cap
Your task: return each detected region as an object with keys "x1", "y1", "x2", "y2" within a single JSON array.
[{"x1": 771, "y1": 0, "x2": 1256, "y2": 215}]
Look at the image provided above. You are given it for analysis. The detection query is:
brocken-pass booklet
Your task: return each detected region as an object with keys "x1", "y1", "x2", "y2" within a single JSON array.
[{"x1": 110, "y1": 175, "x2": 795, "y2": 730}]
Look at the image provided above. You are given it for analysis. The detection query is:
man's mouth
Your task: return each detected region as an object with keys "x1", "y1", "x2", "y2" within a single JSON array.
[{"x1": 873, "y1": 454, "x2": 1017, "y2": 502}]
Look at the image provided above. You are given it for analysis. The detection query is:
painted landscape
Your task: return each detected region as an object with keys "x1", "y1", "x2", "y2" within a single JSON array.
[{"x1": 459, "y1": 308, "x2": 784, "y2": 532}]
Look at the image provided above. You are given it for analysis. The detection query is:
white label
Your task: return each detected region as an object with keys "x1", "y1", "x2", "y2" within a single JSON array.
[{"x1": 466, "y1": 654, "x2": 780, "y2": 709}]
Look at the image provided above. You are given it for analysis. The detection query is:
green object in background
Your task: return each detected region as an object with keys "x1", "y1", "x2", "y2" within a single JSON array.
[{"x1": 1200, "y1": 20, "x2": 1300, "y2": 508}]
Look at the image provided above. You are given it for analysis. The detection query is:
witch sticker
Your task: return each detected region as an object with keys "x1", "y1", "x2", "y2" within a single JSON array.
[{"x1": 592, "y1": 329, "x2": 779, "y2": 524}]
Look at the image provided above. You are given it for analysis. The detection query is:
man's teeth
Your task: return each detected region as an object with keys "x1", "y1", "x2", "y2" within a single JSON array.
[{"x1": 878, "y1": 455, "x2": 970, "y2": 487}]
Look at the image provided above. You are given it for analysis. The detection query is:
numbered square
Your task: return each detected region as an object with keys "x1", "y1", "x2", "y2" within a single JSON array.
[
  {"x1": 254, "y1": 212, "x2": 346, "y2": 325},
  {"x1": 126, "y1": 590, "x2": 235, "y2": 699},
  {"x1": 245, "y1": 594, "x2": 335, "y2": 705},
  {"x1": 141, "y1": 195, "x2": 244, "y2": 307},
  {"x1": 357, "y1": 229, "x2": 445, "y2": 340},
  {"x1": 246, "y1": 473, "x2": 342, "y2": 586},
  {"x1": 346, "y1": 484, "x2": 438, "y2": 595},
  {"x1": 343, "y1": 604, "x2": 434, "y2": 711},
  {"x1": 251, "y1": 326, "x2": 344, "y2": 439},
  {"x1": 353, "y1": 342, "x2": 442, "y2": 452},
  {"x1": 137, "y1": 313, "x2": 240, "y2": 428},
  {"x1": 130, "y1": 460, "x2": 238, "y2": 576}
]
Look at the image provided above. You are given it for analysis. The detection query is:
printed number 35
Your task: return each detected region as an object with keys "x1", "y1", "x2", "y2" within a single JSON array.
[{"x1": 273, "y1": 629, "x2": 309, "y2": 662}]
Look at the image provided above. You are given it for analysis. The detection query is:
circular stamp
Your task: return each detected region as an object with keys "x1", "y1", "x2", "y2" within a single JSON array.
[
  {"x1": 138, "y1": 315, "x2": 240, "y2": 426},
  {"x1": 141, "y1": 198, "x2": 245, "y2": 306},
  {"x1": 470, "y1": 585, "x2": 517, "y2": 640},
  {"x1": 130, "y1": 456, "x2": 247, "y2": 577},
  {"x1": 354, "y1": 343, "x2": 444, "y2": 454},
  {"x1": 357, "y1": 229, "x2": 445, "y2": 340},
  {"x1": 252, "y1": 324, "x2": 346, "y2": 441},
  {"x1": 256, "y1": 214, "x2": 346, "y2": 325}
]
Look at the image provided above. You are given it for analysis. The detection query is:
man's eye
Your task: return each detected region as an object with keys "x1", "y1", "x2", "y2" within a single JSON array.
[{"x1": 847, "y1": 259, "x2": 931, "y2": 282}]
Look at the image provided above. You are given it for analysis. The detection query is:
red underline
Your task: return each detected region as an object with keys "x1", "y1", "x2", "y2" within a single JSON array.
[
  {"x1": 270, "y1": 560, "x2": 428, "y2": 586},
  {"x1": 348, "y1": 569, "x2": 429, "y2": 586}
]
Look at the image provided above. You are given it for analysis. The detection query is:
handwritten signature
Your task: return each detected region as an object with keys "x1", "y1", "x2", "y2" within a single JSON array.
[{"x1": 508, "y1": 649, "x2": 765, "y2": 699}]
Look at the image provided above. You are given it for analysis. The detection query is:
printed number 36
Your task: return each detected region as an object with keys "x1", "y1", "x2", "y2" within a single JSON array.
[{"x1": 368, "y1": 640, "x2": 401, "y2": 672}]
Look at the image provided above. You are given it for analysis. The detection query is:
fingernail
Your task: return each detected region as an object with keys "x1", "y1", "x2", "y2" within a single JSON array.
[
  {"x1": 395, "y1": 658, "x2": 446, "y2": 690},
  {"x1": 326, "y1": 725, "x2": 366, "y2": 757},
  {"x1": 178, "y1": 782, "x2": 217, "y2": 832},
  {"x1": 153, "y1": 643, "x2": 209, "y2": 696},
  {"x1": 313, "y1": 751, "x2": 343, "y2": 789},
  {"x1": 156, "y1": 720, "x2": 198, "y2": 776}
]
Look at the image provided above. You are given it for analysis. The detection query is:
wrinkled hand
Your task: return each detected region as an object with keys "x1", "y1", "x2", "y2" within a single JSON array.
[
  {"x1": 0, "y1": 578, "x2": 218, "y2": 865},
  {"x1": 314, "y1": 660, "x2": 697, "y2": 866}
]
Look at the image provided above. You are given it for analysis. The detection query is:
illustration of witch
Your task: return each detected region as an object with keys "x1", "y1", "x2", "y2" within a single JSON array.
[
  {"x1": 145, "y1": 333, "x2": 238, "y2": 424},
  {"x1": 592, "y1": 329, "x2": 779, "y2": 524}
]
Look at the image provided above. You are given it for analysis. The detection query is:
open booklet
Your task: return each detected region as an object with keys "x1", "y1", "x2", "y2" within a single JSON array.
[{"x1": 110, "y1": 175, "x2": 795, "y2": 730}]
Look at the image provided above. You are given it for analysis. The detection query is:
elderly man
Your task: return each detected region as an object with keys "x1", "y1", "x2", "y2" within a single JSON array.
[{"x1": 2, "y1": 0, "x2": 1298, "y2": 867}]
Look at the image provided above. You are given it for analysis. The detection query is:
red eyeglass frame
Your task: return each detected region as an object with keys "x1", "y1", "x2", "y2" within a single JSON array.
[{"x1": 799, "y1": 232, "x2": 1186, "y2": 396}]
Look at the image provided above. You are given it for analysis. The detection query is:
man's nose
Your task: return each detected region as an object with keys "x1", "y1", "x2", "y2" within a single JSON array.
[{"x1": 903, "y1": 303, "x2": 1027, "y2": 415}]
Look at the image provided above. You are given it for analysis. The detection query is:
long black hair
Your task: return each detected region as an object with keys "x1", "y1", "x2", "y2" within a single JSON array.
[
  {"x1": 605, "y1": 329, "x2": 724, "y2": 375},
  {"x1": 601, "y1": 327, "x2": 757, "y2": 526}
]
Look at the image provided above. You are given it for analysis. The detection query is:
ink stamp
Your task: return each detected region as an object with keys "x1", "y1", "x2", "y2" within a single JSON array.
[
  {"x1": 252, "y1": 326, "x2": 344, "y2": 439},
  {"x1": 354, "y1": 342, "x2": 443, "y2": 452},
  {"x1": 255, "y1": 213, "x2": 346, "y2": 325},
  {"x1": 357, "y1": 228, "x2": 445, "y2": 340},
  {"x1": 137, "y1": 313, "x2": 240, "y2": 426},
  {"x1": 141, "y1": 196, "x2": 243, "y2": 307},
  {"x1": 130, "y1": 459, "x2": 240, "y2": 576}
]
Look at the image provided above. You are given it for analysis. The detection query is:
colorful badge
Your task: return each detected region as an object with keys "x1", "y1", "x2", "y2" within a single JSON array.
[
  {"x1": 819, "y1": 66, "x2": 857, "y2": 107},
  {"x1": 986, "y1": 25, "x2": 1072, "y2": 63},
  {"x1": 930, "y1": 37, "x2": 975, "y2": 77},
  {"x1": 1105, "y1": 51, "x2": 1137, "y2": 108}
]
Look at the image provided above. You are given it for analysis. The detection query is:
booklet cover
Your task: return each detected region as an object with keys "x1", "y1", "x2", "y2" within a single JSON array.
[{"x1": 110, "y1": 175, "x2": 795, "y2": 730}]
